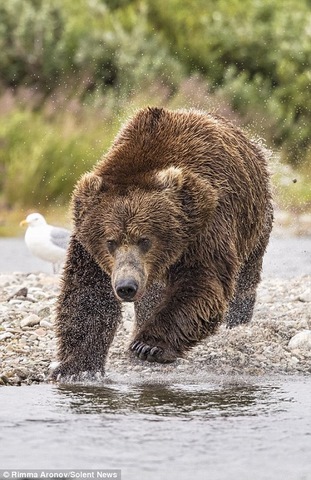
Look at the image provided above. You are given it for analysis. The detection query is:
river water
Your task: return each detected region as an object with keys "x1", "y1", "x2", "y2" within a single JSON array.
[
  {"x1": 1, "y1": 236, "x2": 311, "y2": 479},
  {"x1": 1, "y1": 375, "x2": 311, "y2": 480}
]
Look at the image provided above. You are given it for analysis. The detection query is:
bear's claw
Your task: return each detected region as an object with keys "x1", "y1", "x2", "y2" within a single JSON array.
[
  {"x1": 131, "y1": 340, "x2": 163, "y2": 361},
  {"x1": 131, "y1": 340, "x2": 176, "y2": 363}
]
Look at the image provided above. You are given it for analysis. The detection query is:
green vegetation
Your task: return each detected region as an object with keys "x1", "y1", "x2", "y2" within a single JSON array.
[
  {"x1": 0, "y1": 0, "x2": 310, "y2": 229},
  {"x1": 148, "y1": 0, "x2": 311, "y2": 165},
  {"x1": 0, "y1": 108, "x2": 117, "y2": 207}
]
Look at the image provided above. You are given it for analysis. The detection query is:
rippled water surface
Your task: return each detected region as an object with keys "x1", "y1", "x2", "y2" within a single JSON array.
[{"x1": 1, "y1": 374, "x2": 310, "y2": 480}]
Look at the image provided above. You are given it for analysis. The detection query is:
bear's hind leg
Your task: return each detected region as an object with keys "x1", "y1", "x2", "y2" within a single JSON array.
[
  {"x1": 225, "y1": 250, "x2": 262, "y2": 328},
  {"x1": 226, "y1": 201, "x2": 273, "y2": 328}
]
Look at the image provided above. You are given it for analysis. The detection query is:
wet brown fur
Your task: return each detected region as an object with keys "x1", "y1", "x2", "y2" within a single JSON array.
[{"x1": 52, "y1": 107, "x2": 273, "y2": 379}]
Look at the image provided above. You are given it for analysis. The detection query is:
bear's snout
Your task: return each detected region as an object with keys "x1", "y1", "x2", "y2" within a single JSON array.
[
  {"x1": 111, "y1": 246, "x2": 148, "y2": 302},
  {"x1": 115, "y1": 278, "x2": 139, "y2": 302}
]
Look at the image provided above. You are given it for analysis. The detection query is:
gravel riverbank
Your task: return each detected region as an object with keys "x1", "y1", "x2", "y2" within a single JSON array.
[{"x1": 1, "y1": 272, "x2": 311, "y2": 386}]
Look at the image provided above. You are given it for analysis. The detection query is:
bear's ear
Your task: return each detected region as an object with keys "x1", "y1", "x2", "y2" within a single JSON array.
[
  {"x1": 72, "y1": 172, "x2": 107, "y2": 224},
  {"x1": 78, "y1": 172, "x2": 104, "y2": 195},
  {"x1": 156, "y1": 167, "x2": 184, "y2": 192},
  {"x1": 181, "y1": 173, "x2": 219, "y2": 230}
]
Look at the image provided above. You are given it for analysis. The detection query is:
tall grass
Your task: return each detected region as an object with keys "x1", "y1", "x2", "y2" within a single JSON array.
[{"x1": 0, "y1": 106, "x2": 119, "y2": 208}]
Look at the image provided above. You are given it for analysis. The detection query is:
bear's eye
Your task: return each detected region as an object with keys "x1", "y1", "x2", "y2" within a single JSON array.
[
  {"x1": 137, "y1": 238, "x2": 151, "y2": 253},
  {"x1": 106, "y1": 239, "x2": 117, "y2": 254}
]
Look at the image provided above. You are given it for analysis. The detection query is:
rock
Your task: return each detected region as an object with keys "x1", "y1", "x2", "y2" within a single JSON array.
[
  {"x1": 8, "y1": 299, "x2": 24, "y2": 305},
  {"x1": 7, "y1": 287, "x2": 28, "y2": 301},
  {"x1": 0, "y1": 332, "x2": 14, "y2": 341},
  {"x1": 20, "y1": 314, "x2": 40, "y2": 328},
  {"x1": 0, "y1": 375, "x2": 10, "y2": 385},
  {"x1": 13, "y1": 368, "x2": 28, "y2": 380},
  {"x1": 27, "y1": 274, "x2": 37, "y2": 281},
  {"x1": 288, "y1": 330, "x2": 311, "y2": 350},
  {"x1": 40, "y1": 319, "x2": 52, "y2": 328},
  {"x1": 28, "y1": 334, "x2": 39, "y2": 341},
  {"x1": 298, "y1": 289, "x2": 311, "y2": 302},
  {"x1": 290, "y1": 356, "x2": 299, "y2": 365},
  {"x1": 36, "y1": 306, "x2": 51, "y2": 318},
  {"x1": 34, "y1": 327, "x2": 46, "y2": 337},
  {"x1": 0, "y1": 275, "x2": 14, "y2": 287}
]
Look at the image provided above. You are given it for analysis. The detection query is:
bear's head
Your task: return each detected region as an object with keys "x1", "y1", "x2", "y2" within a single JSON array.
[{"x1": 72, "y1": 166, "x2": 217, "y2": 302}]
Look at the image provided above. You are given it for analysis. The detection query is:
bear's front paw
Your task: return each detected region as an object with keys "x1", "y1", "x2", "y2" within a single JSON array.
[{"x1": 130, "y1": 340, "x2": 177, "y2": 363}]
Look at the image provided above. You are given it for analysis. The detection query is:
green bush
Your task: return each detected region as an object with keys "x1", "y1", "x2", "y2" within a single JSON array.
[
  {"x1": 148, "y1": 0, "x2": 311, "y2": 165},
  {"x1": 0, "y1": 0, "x2": 182, "y2": 96},
  {"x1": 1, "y1": 0, "x2": 309, "y2": 165},
  {"x1": 0, "y1": 0, "x2": 68, "y2": 89}
]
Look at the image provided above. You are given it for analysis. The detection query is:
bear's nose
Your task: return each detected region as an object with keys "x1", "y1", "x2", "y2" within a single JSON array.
[{"x1": 115, "y1": 279, "x2": 138, "y2": 301}]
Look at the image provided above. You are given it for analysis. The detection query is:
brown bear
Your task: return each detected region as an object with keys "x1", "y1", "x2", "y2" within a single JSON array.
[{"x1": 51, "y1": 107, "x2": 273, "y2": 380}]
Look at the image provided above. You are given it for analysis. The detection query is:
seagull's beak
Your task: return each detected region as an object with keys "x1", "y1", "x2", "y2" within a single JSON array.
[{"x1": 20, "y1": 220, "x2": 28, "y2": 227}]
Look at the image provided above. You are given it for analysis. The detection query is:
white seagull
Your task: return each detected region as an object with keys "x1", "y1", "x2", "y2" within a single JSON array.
[{"x1": 20, "y1": 213, "x2": 71, "y2": 273}]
